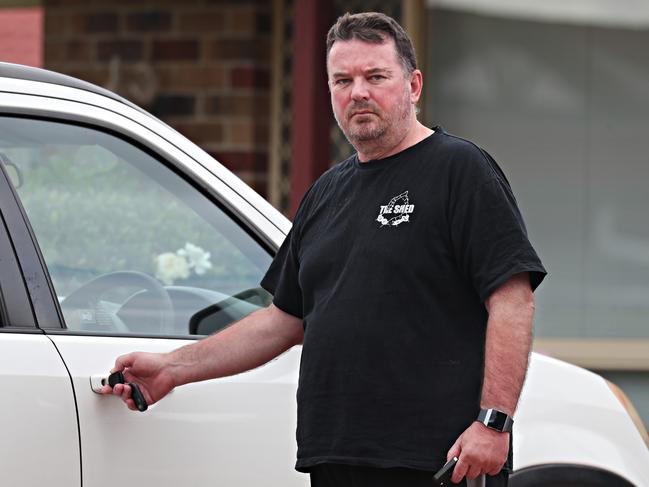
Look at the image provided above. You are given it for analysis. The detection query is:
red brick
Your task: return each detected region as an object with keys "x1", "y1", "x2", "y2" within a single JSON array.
[
  {"x1": 67, "y1": 39, "x2": 92, "y2": 62},
  {"x1": 155, "y1": 64, "x2": 229, "y2": 90},
  {"x1": 126, "y1": 10, "x2": 171, "y2": 32},
  {"x1": 103, "y1": 0, "x2": 200, "y2": 3},
  {"x1": 43, "y1": 39, "x2": 92, "y2": 63},
  {"x1": 174, "y1": 122, "x2": 224, "y2": 145},
  {"x1": 86, "y1": 12, "x2": 119, "y2": 33},
  {"x1": 230, "y1": 66, "x2": 270, "y2": 89},
  {"x1": 63, "y1": 13, "x2": 87, "y2": 36},
  {"x1": 256, "y1": 11, "x2": 271, "y2": 34},
  {"x1": 152, "y1": 39, "x2": 199, "y2": 61},
  {"x1": 59, "y1": 12, "x2": 117, "y2": 36},
  {"x1": 151, "y1": 94, "x2": 196, "y2": 117},
  {"x1": 156, "y1": 65, "x2": 226, "y2": 90},
  {"x1": 206, "y1": 93, "x2": 269, "y2": 117},
  {"x1": 45, "y1": 0, "x2": 88, "y2": 6},
  {"x1": 206, "y1": 0, "x2": 267, "y2": 5},
  {"x1": 208, "y1": 38, "x2": 270, "y2": 62},
  {"x1": 44, "y1": 40, "x2": 66, "y2": 64},
  {"x1": 44, "y1": 13, "x2": 69, "y2": 39},
  {"x1": 229, "y1": 7, "x2": 256, "y2": 35},
  {"x1": 255, "y1": 122, "x2": 269, "y2": 146},
  {"x1": 97, "y1": 40, "x2": 144, "y2": 62},
  {"x1": 177, "y1": 11, "x2": 226, "y2": 33},
  {"x1": 210, "y1": 151, "x2": 268, "y2": 173},
  {"x1": 227, "y1": 121, "x2": 255, "y2": 146},
  {"x1": 223, "y1": 120, "x2": 269, "y2": 148}
]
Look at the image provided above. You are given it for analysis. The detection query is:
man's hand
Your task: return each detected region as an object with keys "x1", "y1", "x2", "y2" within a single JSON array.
[
  {"x1": 101, "y1": 352, "x2": 176, "y2": 411},
  {"x1": 446, "y1": 421, "x2": 509, "y2": 483}
]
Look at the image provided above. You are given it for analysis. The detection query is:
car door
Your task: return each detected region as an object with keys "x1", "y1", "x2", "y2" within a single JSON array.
[
  {"x1": 0, "y1": 162, "x2": 80, "y2": 486},
  {"x1": 0, "y1": 112, "x2": 306, "y2": 487}
]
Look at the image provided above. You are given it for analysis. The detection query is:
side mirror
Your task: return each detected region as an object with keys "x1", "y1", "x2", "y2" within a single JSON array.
[
  {"x1": 0, "y1": 153, "x2": 24, "y2": 188},
  {"x1": 189, "y1": 287, "x2": 272, "y2": 335}
]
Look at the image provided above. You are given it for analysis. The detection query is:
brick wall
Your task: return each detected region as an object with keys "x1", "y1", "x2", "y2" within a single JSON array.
[{"x1": 43, "y1": 0, "x2": 272, "y2": 197}]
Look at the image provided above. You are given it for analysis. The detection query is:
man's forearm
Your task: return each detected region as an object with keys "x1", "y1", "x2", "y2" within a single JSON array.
[
  {"x1": 446, "y1": 274, "x2": 534, "y2": 481},
  {"x1": 165, "y1": 304, "x2": 303, "y2": 387},
  {"x1": 482, "y1": 273, "x2": 535, "y2": 415}
]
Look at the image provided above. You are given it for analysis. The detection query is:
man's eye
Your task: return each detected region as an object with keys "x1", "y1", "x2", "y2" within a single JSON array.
[
  {"x1": 369, "y1": 75, "x2": 385, "y2": 81},
  {"x1": 334, "y1": 79, "x2": 350, "y2": 86}
]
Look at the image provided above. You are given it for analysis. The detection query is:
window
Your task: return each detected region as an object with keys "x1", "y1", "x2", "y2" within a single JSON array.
[
  {"x1": 426, "y1": 8, "x2": 649, "y2": 343},
  {"x1": 0, "y1": 116, "x2": 273, "y2": 336}
]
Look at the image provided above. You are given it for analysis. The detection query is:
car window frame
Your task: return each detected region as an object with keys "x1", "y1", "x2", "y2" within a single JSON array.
[
  {"x1": 0, "y1": 113, "x2": 278, "y2": 339},
  {"x1": 0, "y1": 156, "x2": 47, "y2": 331}
]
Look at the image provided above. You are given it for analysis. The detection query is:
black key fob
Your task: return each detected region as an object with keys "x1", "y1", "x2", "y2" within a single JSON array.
[
  {"x1": 108, "y1": 371, "x2": 125, "y2": 388},
  {"x1": 107, "y1": 371, "x2": 148, "y2": 412},
  {"x1": 129, "y1": 383, "x2": 148, "y2": 412},
  {"x1": 433, "y1": 457, "x2": 458, "y2": 486}
]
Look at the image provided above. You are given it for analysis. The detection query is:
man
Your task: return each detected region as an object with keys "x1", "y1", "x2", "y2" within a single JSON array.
[{"x1": 106, "y1": 12, "x2": 546, "y2": 487}]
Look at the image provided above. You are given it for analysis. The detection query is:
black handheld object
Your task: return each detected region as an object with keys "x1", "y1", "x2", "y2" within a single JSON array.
[
  {"x1": 433, "y1": 457, "x2": 458, "y2": 486},
  {"x1": 128, "y1": 383, "x2": 148, "y2": 412},
  {"x1": 107, "y1": 371, "x2": 149, "y2": 412},
  {"x1": 107, "y1": 371, "x2": 125, "y2": 388}
]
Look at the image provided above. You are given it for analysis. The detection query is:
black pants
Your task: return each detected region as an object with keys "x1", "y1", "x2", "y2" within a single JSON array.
[{"x1": 310, "y1": 464, "x2": 509, "y2": 487}]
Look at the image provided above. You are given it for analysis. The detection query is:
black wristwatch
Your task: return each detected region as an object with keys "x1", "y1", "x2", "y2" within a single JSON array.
[{"x1": 477, "y1": 408, "x2": 513, "y2": 433}]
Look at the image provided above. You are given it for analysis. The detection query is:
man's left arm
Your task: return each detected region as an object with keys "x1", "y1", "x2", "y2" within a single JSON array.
[{"x1": 448, "y1": 271, "x2": 535, "y2": 483}]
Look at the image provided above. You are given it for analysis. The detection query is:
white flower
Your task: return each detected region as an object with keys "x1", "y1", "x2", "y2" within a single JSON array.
[
  {"x1": 177, "y1": 242, "x2": 212, "y2": 275},
  {"x1": 155, "y1": 252, "x2": 190, "y2": 285}
]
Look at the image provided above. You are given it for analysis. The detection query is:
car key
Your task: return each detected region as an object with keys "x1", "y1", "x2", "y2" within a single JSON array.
[
  {"x1": 128, "y1": 383, "x2": 148, "y2": 412},
  {"x1": 107, "y1": 371, "x2": 148, "y2": 412},
  {"x1": 107, "y1": 371, "x2": 125, "y2": 388},
  {"x1": 432, "y1": 457, "x2": 458, "y2": 486}
]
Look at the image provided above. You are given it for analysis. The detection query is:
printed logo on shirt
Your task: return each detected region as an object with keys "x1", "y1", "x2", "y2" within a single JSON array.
[{"x1": 376, "y1": 191, "x2": 415, "y2": 227}]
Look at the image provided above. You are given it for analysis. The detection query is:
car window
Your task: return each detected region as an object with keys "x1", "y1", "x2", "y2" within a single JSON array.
[{"x1": 0, "y1": 116, "x2": 273, "y2": 336}]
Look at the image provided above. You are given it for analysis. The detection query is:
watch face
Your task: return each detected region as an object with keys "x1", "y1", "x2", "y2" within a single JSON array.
[{"x1": 487, "y1": 411, "x2": 509, "y2": 431}]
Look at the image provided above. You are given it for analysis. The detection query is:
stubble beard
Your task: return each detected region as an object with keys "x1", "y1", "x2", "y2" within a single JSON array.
[
  {"x1": 335, "y1": 87, "x2": 413, "y2": 152},
  {"x1": 344, "y1": 108, "x2": 388, "y2": 142}
]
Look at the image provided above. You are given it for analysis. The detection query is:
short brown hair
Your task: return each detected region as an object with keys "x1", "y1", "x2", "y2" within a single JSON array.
[{"x1": 326, "y1": 12, "x2": 418, "y2": 74}]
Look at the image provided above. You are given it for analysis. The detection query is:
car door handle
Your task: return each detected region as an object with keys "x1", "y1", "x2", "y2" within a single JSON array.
[
  {"x1": 90, "y1": 374, "x2": 153, "y2": 411},
  {"x1": 90, "y1": 374, "x2": 109, "y2": 393}
]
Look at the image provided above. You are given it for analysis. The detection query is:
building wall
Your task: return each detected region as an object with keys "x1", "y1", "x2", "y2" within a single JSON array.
[{"x1": 43, "y1": 0, "x2": 272, "y2": 198}]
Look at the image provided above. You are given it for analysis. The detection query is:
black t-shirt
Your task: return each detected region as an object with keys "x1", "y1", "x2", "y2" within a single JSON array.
[{"x1": 261, "y1": 127, "x2": 546, "y2": 473}]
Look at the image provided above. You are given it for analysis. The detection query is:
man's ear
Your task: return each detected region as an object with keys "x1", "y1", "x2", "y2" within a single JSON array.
[{"x1": 409, "y1": 69, "x2": 423, "y2": 103}]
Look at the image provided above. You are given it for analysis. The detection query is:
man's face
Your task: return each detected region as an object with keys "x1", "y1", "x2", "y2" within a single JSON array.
[{"x1": 327, "y1": 38, "x2": 414, "y2": 147}]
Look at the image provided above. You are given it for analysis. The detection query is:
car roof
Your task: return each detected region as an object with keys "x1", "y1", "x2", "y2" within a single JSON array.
[{"x1": 0, "y1": 62, "x2": 147, "y2": 115}]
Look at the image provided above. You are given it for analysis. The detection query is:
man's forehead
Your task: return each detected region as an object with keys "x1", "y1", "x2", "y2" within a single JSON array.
[{"x1": 327, "y1": 37, "x2": 400, "y2": 73}]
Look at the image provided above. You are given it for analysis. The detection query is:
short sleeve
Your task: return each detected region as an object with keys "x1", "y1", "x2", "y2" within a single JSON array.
[
  {"x1": 450, "y1": 177, "x2": 546, "y2": 302},
  {"x1": 260, "y1": 177, "x2": 325, "y2": 319},
  {"x1": 260, "y1": 227, "x2": 303, "y2": 318}
]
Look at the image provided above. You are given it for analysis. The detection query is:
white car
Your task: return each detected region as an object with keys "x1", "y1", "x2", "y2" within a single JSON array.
[{"x1": 0, "y1": 62, "x2": 647, "y2": 487}]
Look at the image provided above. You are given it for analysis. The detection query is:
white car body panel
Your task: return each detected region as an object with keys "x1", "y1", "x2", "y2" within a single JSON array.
[
  {"x1": 515, "y1": 353, "x2": 649, "y2": 486},
  {"x1": 48, "y1": 334, "x2": 306, "y2": 487},
  {"x1": 0, "y1": 334, "x2": 80, "y2": 486}
]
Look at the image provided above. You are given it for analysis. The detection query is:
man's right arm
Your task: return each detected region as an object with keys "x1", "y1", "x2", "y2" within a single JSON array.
[{"x1": 105, "y1": 304, "x2": 303, "y2": 410}]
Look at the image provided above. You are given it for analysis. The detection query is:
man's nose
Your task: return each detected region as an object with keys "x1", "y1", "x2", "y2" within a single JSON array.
[{"x1": 350, "y1": 79, "x2": 370, "y2": 100}]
